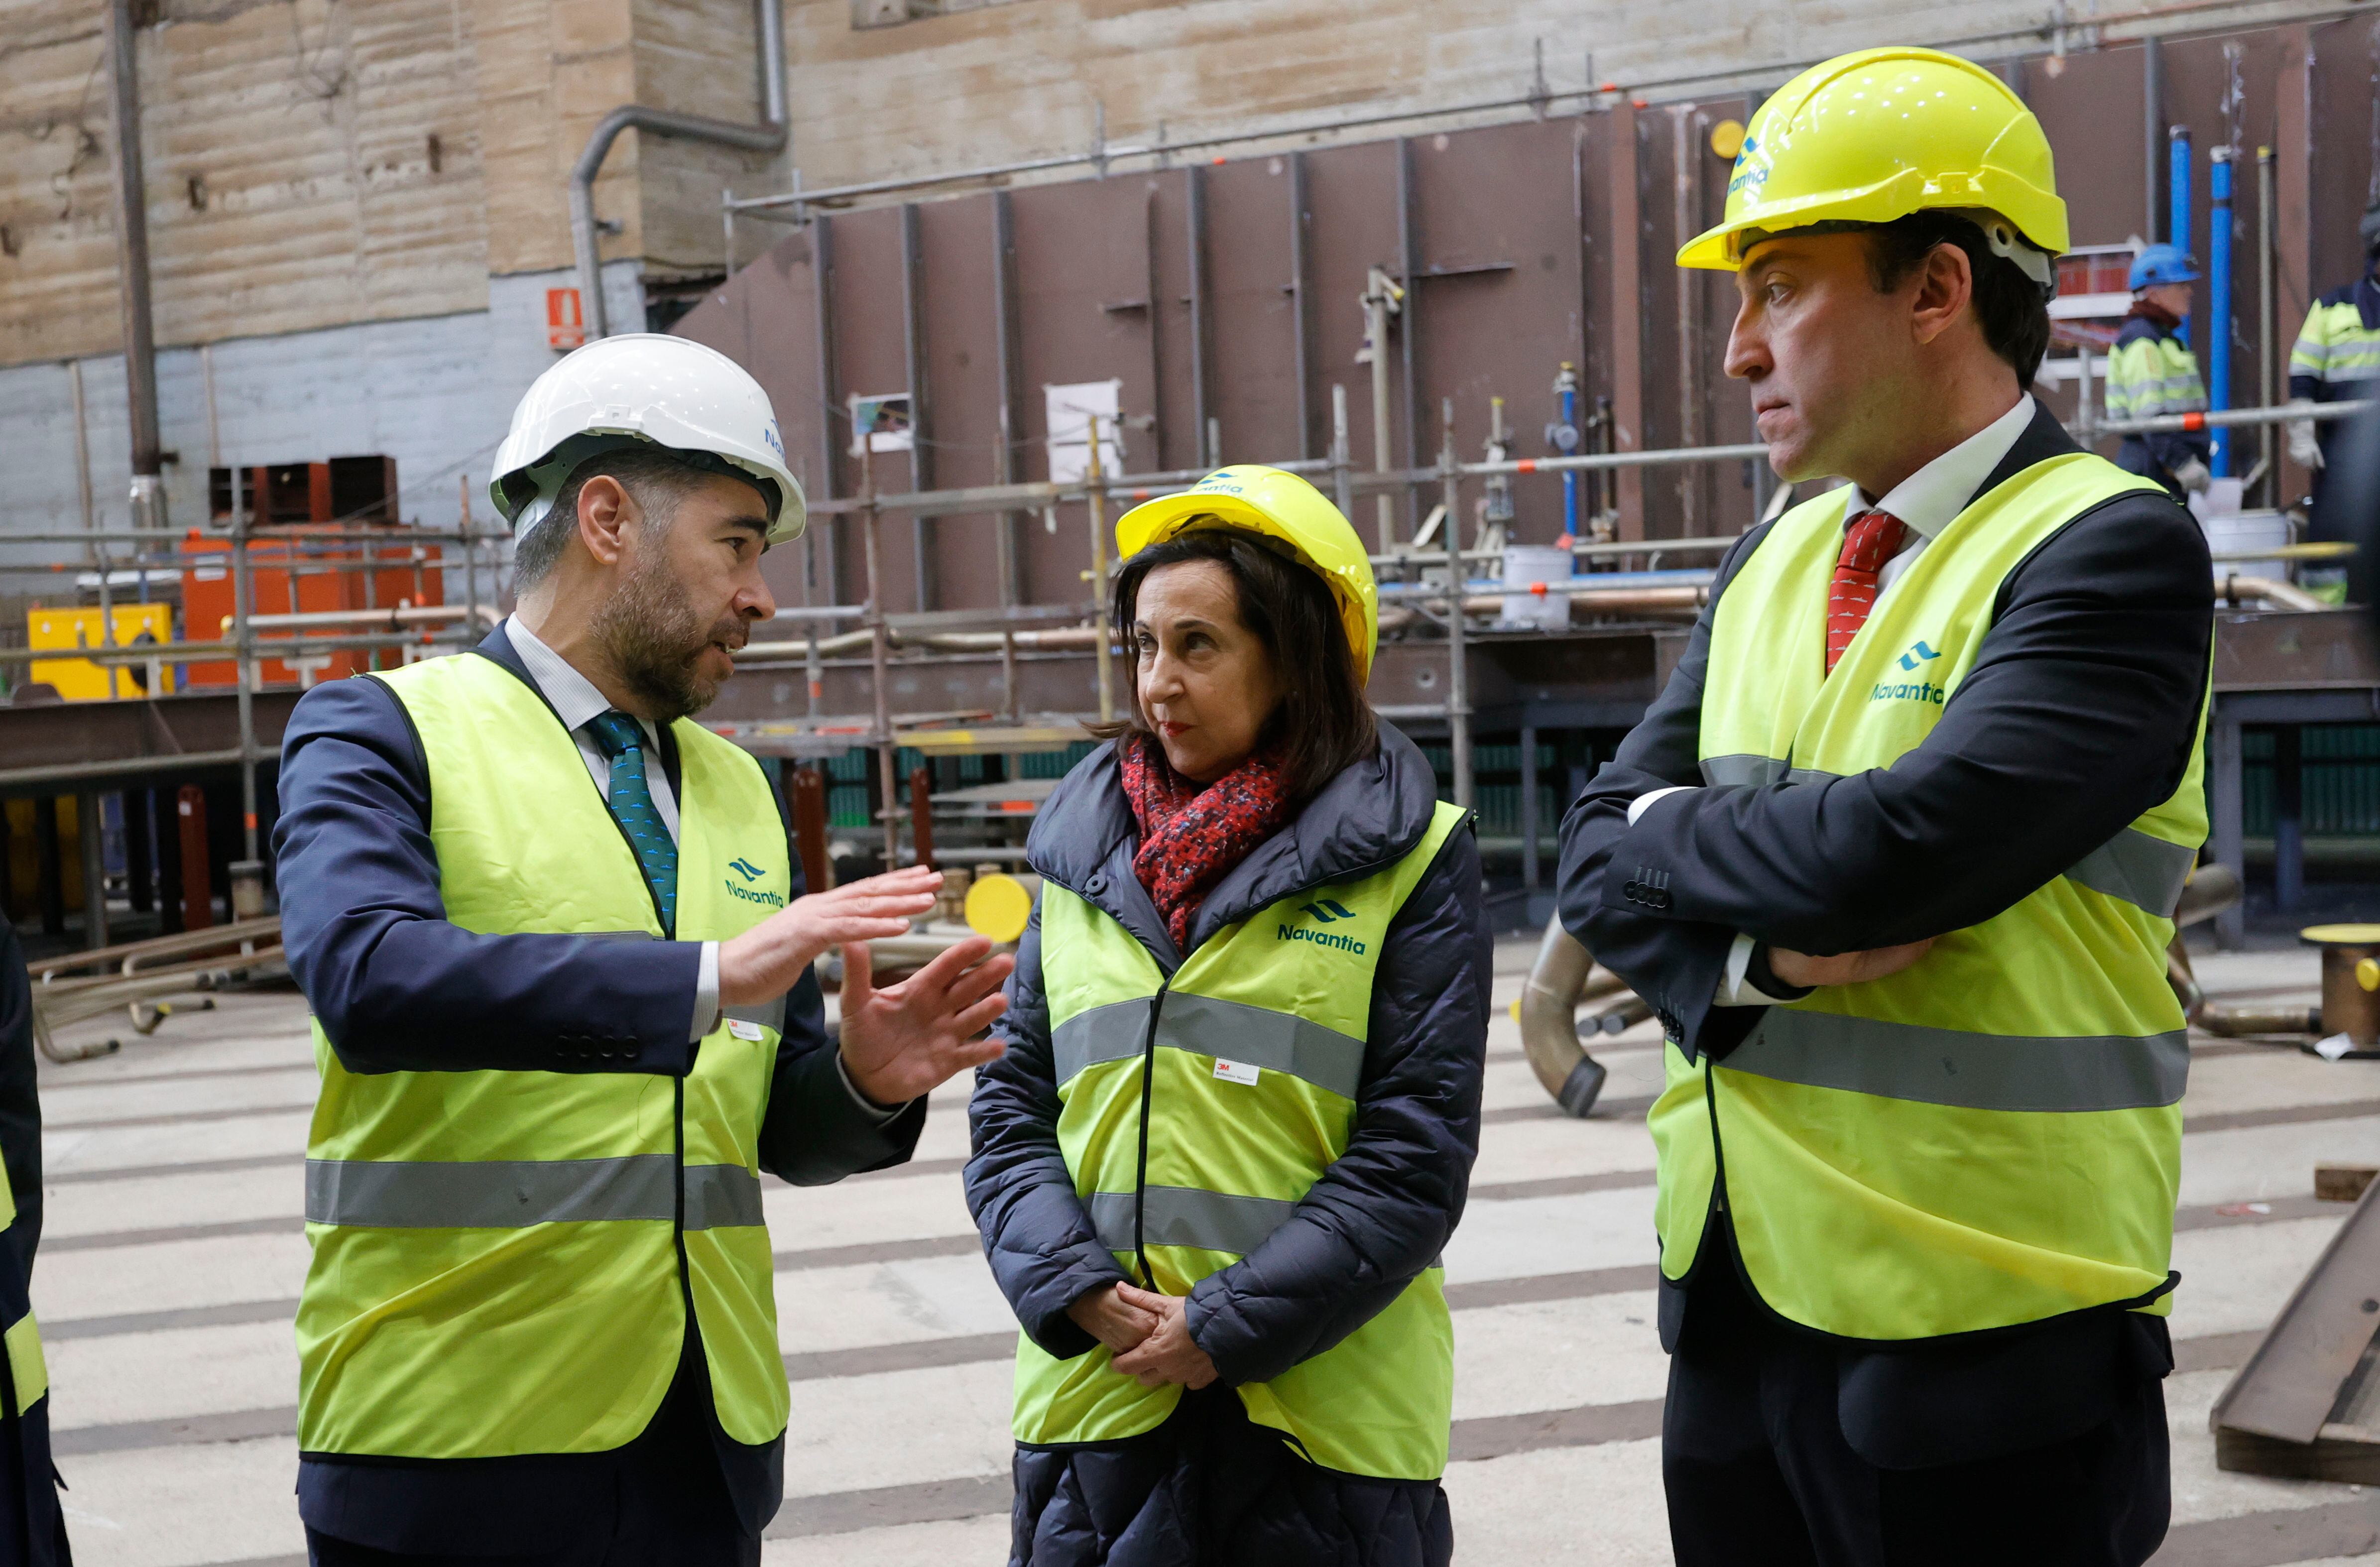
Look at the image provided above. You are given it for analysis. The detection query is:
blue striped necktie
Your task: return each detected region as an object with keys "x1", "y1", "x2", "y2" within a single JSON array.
[{"x1": 587, "y1": 710, "x2": 677, "y2": 935}]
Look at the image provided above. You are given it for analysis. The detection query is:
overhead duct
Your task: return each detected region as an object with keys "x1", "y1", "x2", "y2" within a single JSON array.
[{"x1": 570, "y1": 0, "x2": 789, "y2": 340}]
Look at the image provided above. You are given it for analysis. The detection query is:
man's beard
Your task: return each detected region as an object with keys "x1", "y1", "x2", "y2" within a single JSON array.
[{"x1": 589, "y1": 543, "x2": 742, "y2": 721}]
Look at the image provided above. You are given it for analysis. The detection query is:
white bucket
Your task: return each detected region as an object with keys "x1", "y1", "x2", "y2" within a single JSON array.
[
  {"x1": 2198, "y1": 508, "x2": 2290, "y2": 584},
  {"x1": 1500, "y1": 546, "x2": 1574, "y2": 632}
]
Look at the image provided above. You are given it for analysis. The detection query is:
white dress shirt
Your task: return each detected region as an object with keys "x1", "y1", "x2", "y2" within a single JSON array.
[
  {"x1": 1627, "y1": 395, "x2": 2038, "y2": 1006},
  {"x1": 506, "y1": 616, "x2": 718, "y2": 1042},
  {"x1": 505, "y1": 617, "x2": 897, "y2": 1117}
]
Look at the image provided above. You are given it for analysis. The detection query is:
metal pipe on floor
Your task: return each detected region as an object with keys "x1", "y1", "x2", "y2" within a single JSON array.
[{"x1": 1518, "y1": 913, "x2": 1627, "y2": 1117}]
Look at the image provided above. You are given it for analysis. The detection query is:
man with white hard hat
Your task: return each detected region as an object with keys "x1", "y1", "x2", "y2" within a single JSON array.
[{"x1": 273, "y1": 333, "x2": 1012, "y2": 1564}]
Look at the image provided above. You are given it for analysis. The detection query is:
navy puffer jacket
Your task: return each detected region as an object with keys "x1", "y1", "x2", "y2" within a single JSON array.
[{"x1": 965, "y1": 724, "x2": 1490, "y2": 1566}]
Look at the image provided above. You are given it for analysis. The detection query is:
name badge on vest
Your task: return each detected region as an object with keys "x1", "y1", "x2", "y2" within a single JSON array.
[{"x1": 1213, "y1": 1058, "x2": 1261, "y2": 1086}]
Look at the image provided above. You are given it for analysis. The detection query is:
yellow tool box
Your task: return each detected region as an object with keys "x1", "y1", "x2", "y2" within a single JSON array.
[{"x1": 26, "y1": 604, "x2": 177, "y2": 701}]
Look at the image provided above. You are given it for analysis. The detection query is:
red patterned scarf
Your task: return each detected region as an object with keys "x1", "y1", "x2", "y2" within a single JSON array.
[{"x1": 1118, "y1": 732, "x2": 1296, "y2": 951}]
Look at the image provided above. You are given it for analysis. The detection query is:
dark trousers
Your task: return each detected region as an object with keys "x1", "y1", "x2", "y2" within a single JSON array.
[
  {"x1": 303, "y1": 1338, "x2": 762, "y2": 1567},
  {"x1": 1663, "y1": 1261, "x2": 2170, "y2": 1567},
  {"x1": 305, "y1": 1474, "x2": 759, "y2": 1567}
]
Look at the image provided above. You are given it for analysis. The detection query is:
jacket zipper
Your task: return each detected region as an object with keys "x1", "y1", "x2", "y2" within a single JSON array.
[{"x1": 1131, "y1": 979, "x2": 1170, "y2": 1290}]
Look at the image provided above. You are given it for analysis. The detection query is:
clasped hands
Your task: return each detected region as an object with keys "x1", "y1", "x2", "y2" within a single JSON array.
[
  {"x1": 715, "y1": 865, "x2": 1013, "y2": 1104},
  {"x1": 1068, "y1": 1281, "x2": 1219, "y2": 1389}
]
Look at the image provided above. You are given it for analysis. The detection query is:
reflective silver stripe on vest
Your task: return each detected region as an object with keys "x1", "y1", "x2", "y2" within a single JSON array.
[
  {"x1": 1157, "y1": 994, "x2": 1365, "y2": 1102},
  {"x1": 1055, "y1": 995, "x2": 1366, "y2": 1101},
  {"x1": 1084, "y1": 1186, "x2": 1300, "y2": 1258},
  {"x1": 306, "y1": 1155, "x2": 678, "y2": 1227},
  {"x1": 1725, "y1": 1010, "x2": 2189, "y2": 1112},
  {"x1": 1053, "y1": 999, "x2": 1152, "y2": 1086},
  {"x1": 683, "y1": 1164, "x2": 765, "y2": 1229},
  {"x1": 1701, "y1": 754, "x2": 1787, "y2": 787},
  {"x1": 2063, "y1": 829, "x2": 2195, "y2": 919}
]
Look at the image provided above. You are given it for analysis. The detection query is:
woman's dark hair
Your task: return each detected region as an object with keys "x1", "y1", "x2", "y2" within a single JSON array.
[{"x1": 1091, "y1": 523, "x2": 1377, "y2": 801}]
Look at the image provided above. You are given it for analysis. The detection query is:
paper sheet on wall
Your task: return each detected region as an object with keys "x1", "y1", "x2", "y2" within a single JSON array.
[{"x1": 1044, "y1": 380, "x2": 1126, "y2": 483}]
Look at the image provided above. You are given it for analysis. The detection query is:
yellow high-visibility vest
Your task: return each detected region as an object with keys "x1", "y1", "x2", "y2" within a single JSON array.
[
  {"x1": 297, "y1": 651, "x2": 794, "y2": 1457},
  {"x1": 1658, "y1": 453, "x2": 2207, "y2": 1340},
  {"x1": 1017, "y1": 801, "x2": 1467, "y2": 1480}
]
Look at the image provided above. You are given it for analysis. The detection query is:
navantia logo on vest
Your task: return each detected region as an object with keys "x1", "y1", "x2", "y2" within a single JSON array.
[
  {"x1": 1279, "y1": 899, "x2": 1366, "y2": 954},
  {"x1": 1871, "y1": 640, "x2": 1947, "y2": 707},
  {"x1": 723, "y1": 857, "x2": 786, "y2": 907}
]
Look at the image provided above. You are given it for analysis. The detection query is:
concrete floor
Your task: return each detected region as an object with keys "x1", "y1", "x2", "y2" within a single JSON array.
[{"x1": 26, "y1": 938, "x2": 2380, "y2": 1565}]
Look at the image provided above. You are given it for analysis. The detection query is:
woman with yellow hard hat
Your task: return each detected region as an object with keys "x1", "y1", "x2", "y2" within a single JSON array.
[{"x1": 965, "y1": 466, "x2": 1489, "y2": 1565}]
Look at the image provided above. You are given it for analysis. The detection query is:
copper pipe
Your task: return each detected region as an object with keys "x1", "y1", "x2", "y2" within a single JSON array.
[{"x1": 1517, "y1": 913, "x2": 1630, "y2": 1117}]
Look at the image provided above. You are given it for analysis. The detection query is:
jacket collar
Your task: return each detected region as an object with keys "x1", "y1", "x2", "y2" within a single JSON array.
[
  {"x1": 1027, "y1": 722, "x2": 1445, "y2": 968},
  {"x1": 466, "y1": 621, "x2": 683, "y2": 795},
  {"x1": 1964, "y1": 398, "x2": 2082, "y2": 508}
]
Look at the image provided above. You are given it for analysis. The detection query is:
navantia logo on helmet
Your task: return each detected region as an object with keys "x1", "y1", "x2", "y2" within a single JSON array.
[
  {"x1": 762, "y1": 422, "x2": 784, "y2": 458},
  {"x1": 1726, "y1": 136, "x2": 1769, "y2": 198}
]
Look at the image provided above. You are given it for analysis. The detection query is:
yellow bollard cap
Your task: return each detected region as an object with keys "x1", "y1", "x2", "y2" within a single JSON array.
[{"x1": 965, "y1": 874, "x2": 1035, "y2": 944}]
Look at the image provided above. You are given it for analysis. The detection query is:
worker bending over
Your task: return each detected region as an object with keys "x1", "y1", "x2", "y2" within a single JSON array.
[
  {"x1": 2106, "y1": 243, "x2": 2213, "y2": 501},
  {"x1": 1559, "y1": 48, "x2": 2212, "y2": 1567},
  {"x1": 2288, "y1": 201, "x2": 2380, "y2": 498},
  {"x1": 275, "y1": 334, "x2": 1012, "y2": 1566}
]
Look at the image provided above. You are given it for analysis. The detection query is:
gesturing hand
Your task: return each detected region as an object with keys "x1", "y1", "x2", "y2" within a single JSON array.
[
  {"x1": 716, "y1": 867, "x2": 941, "y2": 1008},
  {"x1": 837, "y1": 935, "x2": 1013, "y2": 1106},
  {"x1": 1065, "y1": 1283, "x2": 1159, "y2": 1357},
  {"x1": 1766, "y1": 938, "x2": 1933, "y2": 989},
  {"x1": 1107, "y1": 1284, "x2": 1218, "y2": 1390}
]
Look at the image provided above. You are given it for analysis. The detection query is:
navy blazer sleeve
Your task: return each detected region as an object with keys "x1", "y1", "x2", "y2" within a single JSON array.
[
  {"x1": 1183, "y1": 824, "x2": 1490, "y2": 1387},
  {"x1": 1556, "y1": 527, "x2": 1773, "y2": 1060},
  {"x1": 275, "y1": 675, "x2": 706, "y2": 1075},
  {"x1": 0, "y1": 926, "x2": 39, "y2": 1272},
  {"x1": 1559, "y1": 490, "x2": 2212, "y2": 1063}
]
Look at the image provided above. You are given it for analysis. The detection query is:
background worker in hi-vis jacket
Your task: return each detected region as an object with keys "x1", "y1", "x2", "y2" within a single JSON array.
[
  {"x1": 274, "y1": 334, "x2": 1013, "y2": 1566},
  {"x1": 2105, "y1": 243, "x2": 2213, "y2": 501},
  {"x1": 1559, "y1": 47, "x2": 2213, "y2": 1567},
  {"x1": 2287, "y1": 201, "x2": 2380, "y2": 498}
]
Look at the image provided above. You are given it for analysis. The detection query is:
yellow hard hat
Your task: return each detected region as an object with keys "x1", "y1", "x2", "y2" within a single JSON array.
[
  {"x1": 1678, "y1": 47, "x2": 2068, "y2": 274},
  {"x1": 1113, "y1": 466, "x2": 1379, "y2": 682}
]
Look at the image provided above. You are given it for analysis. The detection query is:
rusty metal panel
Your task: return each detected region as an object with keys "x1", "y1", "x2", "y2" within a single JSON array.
[
  {"x1": 2309, "y1": 19, "x2": 2380, "y2": 304},
  {"x1": 1005, "y1": 173, "x2": 1169, "y2": 605},
  {"x1": 1203, "y1": 156, "x2": 1302, "y2": 474},
  {"x1": 1402, "y1": 119, "x2": 1588, "y2": 548},
  {"x1": 1302, "y1": 140, "x2": 1406, "y2": 498},
  {"x1": 2025, "y1": 46, "x2": 2152, "y2": 248},
  {"x1": 915, "y1": 194, "x2": 1007, "y2": 610}
]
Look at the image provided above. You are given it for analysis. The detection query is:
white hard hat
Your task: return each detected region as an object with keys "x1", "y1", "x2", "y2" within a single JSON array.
[{"x1": 490, "y1": 333, "x2": 807, "y2": 544}]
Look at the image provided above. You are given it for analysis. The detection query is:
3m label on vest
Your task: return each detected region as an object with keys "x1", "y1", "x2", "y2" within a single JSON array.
[
  {"x1": 727, "y1": 1018, "x2": 766, "y2": 1042},
  {"x1": 1212, "y1": 1058, "x2": 1261, "y2": 1086}
]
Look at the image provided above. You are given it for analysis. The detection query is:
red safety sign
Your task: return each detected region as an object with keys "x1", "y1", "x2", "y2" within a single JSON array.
[{"x1": 547, "y1": 287, "x2": 586, "y2": 351}]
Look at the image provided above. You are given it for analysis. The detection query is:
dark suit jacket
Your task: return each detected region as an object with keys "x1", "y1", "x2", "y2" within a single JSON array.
[
  {"x1": 1555, "y1": 404, "x2": 2213, "y2": 1467},
  {"x1": 274, "y1": 623, "x2": 924, "y2": 1548}
]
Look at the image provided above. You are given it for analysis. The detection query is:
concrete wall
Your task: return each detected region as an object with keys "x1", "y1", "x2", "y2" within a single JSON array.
[{"x1": 770, "y1": 0, "x2": 2050, "y2": 201}]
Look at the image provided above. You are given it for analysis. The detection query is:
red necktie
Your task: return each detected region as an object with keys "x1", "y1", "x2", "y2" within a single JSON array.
[{"x1": 1826, "y1": 508, "x2": 1908, "y2": 675}]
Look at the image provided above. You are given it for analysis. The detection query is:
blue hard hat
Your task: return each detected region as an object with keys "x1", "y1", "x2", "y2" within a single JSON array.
[{"x1": 2130, "y1": 243, "x2": 2200, "y2": 290}]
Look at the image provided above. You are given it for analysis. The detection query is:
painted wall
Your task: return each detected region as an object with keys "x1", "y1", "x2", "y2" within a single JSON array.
[{"x1": 0, "y1": 262, "x2": 643, "y2": 552}]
